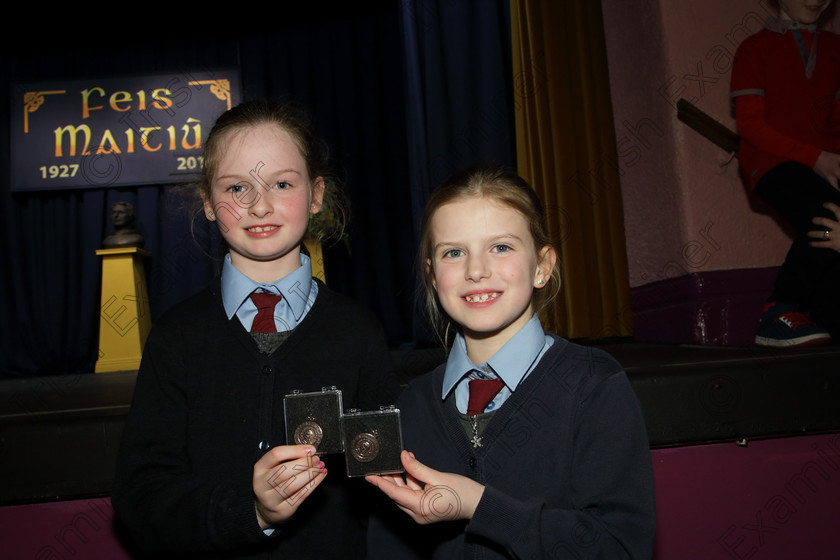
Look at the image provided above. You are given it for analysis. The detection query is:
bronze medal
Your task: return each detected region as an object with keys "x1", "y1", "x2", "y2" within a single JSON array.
[
  {"x1": 294, "y1": 420, "x2": 323, "y2": 446},
  {"x1": 350, "y1": 431, "x2": 380, "y2": 463}
]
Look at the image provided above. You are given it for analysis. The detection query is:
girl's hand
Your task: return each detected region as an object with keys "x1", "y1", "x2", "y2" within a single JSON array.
[
  {"x1": 814, "y1": 152, "x2": 840, "y2": 189},
  {"x1": 809, "y1": 202, "x2": 840, "y2": 251},
  {"x1": 365, "y1": 450, "x2": 485, "y2": 525},
  {"x1": 253, "y1": 445, "x2": 327, "y2": 529}
]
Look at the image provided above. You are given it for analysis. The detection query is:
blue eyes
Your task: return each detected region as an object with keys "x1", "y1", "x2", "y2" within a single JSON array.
[
  {"x1": 443, "y1": 248, "x2": 464, "y2": 258},
  {"x1": 226, "y1": 181, "x2": 291, "y2": 193},
  {"x1": 442, "y1": 244, "x2": 512, "y2": 259}
]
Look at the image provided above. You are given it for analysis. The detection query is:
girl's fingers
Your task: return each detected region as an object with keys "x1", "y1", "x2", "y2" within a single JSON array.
[
  {"x1": 255, "y1": 465, "x2": 328, "y2": 528},
  {"x1": 266, "y1": 456, "x2": 325, "y2": 491},
  {"x1": 257, "y1": 444, "x2": 317, "y2": 468},
  {"x1": 273, "y1": 467, "x2": 327, "y2": 507}
]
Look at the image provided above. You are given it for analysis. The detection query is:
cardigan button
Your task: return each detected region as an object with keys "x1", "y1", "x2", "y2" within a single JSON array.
[
  {"x1": 468, "y1": 457, "x2": 476, "y2": 469},
  {"x1": 262, "y1": 365, "x2": 273, "y2": 375},
  {"x1": 258, "y1": 441, "x2": 270, "y2": 451}
]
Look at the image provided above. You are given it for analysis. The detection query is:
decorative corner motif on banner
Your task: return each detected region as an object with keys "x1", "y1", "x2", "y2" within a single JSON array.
[
  {"x1": 23, "y1": 90, "x2": 65, "y2": 133},
  {"x1": 190, "y1": 79, "x2": 232, "y2": 110}
]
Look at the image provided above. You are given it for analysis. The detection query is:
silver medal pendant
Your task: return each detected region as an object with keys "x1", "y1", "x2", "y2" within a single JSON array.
[{"x1": 470, "y1": 415, "x2": 483, "y2": 448}]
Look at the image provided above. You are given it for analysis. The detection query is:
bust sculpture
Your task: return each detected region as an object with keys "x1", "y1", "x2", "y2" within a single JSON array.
[{"x1": 102, "y1": 201, "x2": 145, "y2": 248}]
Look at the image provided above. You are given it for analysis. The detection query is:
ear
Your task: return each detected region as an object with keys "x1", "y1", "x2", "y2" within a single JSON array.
[
  {"x1": 426, "y1": 258, "x2": 438, "y2": 291},
  {"x1": 310, "y1": 177, "x2": 326, "y2": 214},
  {"x1": 203, "y1": 196, "x2": 216, "y2": 221},
  {"x1": 533, "y1": 246, "x2": 557, "y2": 288}
]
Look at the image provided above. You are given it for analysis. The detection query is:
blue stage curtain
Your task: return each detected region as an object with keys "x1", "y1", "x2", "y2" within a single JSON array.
[
  {"x1": 0, "y1": 12, "x2": 414, "y2": 378},
  {"x1": 0, "y1": 3, "x2": 516, "y2": 377},
  {"x1": 398, "y1": 0, "x2": 517, "y2": 341}
]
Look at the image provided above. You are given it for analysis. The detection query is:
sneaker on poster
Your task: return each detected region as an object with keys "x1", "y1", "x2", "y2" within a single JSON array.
[{"x1": 755, "y1": 302, "x2": 831, "y2": 348}]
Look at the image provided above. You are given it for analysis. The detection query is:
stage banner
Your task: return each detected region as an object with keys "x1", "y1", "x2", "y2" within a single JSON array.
[{"x1": 10, "y1": 69, "x2": 241, "y2": 192}]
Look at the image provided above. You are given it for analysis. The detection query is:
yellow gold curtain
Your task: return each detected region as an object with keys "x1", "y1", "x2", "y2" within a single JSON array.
[{"x1": 511, "y1": 0, "x2": 632, "y2": 339}]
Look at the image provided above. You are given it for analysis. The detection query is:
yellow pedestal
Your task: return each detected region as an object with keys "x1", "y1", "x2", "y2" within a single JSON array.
[{"x1": 94, "y1": 247, "x2": 152, "y2": 373}]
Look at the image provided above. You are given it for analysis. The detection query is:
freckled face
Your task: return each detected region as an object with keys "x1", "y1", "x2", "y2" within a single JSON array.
[
  {"x1": 204, "y1": 124, "x2": 324, "y2": 281},
  {"x1": 429, "y1": 196, "x2": 552, "y2": 358},
  {"x1": 779, "y1": 0, "x2": 832, "y2": 24}
]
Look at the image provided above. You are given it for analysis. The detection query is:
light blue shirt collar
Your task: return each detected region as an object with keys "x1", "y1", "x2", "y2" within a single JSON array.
[
  {"x1": 441, "y1": 314, "x2": 552, "y2": 410},
  {"x1": 221, "y1": 253, "x2": 315, "y2": 326}
]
